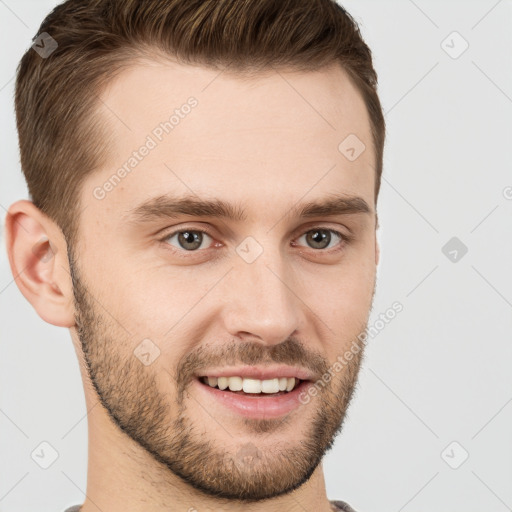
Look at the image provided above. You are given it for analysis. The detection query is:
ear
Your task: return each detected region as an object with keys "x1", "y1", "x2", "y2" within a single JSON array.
[
  {"x1": 4, "y1": 199, "x2": 75, "y2": 327},
  {"x1": 375, "y1": 212, "x2": 380, "y2": 266}
]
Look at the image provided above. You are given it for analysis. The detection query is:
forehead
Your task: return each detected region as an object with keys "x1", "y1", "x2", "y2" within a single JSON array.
[{"x1": 82, "y1": 58, "x2": 375, "y2": 224}]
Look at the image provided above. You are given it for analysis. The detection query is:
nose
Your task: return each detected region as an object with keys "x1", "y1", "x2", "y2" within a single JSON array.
[{"x1": 220, "y1": 245, "x2": 303, "y2": 346}]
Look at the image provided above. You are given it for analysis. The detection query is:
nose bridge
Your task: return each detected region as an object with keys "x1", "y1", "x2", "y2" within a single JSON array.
[{"x1": 222, "y1": 238, "x2": 302, "y2": 344}]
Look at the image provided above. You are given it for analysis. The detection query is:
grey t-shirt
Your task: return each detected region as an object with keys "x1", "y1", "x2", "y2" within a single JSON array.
[
  {"x1": 64, "y1": 501, "x2": 356, "y2": 511},
  {"x1": 331, "y1": 500, "x2": 358, "y2": 511}
]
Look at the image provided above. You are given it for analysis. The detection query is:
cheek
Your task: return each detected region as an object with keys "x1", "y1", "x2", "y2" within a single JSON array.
[
  {"x1": 100, "y1": 268, "x2": 215, "y2": 373},
  {"x1": 309, "y1": 258, "x2": 375, "y2": 336},
  {"x1": 84, "y1": 244, "x2": 199, "y2": 333}
]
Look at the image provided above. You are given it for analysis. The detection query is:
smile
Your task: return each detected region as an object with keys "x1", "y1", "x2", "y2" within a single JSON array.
[
  {"x1": 200, "y1": 376, "x2": 301, "y2": 395},
  {"x1": 195, "y1": 376, "x2": 313, "y2": 419}
]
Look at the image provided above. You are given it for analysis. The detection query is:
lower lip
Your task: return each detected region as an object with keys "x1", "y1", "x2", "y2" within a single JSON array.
[{"x1": 194, "y1": 378, "x2": 312, "y2": 419}]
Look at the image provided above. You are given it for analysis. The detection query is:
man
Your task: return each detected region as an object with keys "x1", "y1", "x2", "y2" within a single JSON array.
[{"x1": 5, "y1": 0, "x2": 385, "y2": 510}]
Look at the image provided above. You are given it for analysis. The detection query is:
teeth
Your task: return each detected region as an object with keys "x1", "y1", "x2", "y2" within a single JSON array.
[
  {"x1": 228, "y1": 376, "x2": 243, "y2": 391},
  {"x1": 202, "y1": 376, "x2": 299, "y2": 393},
  {"x1": 217, "y1": 376, "x2": 229, "y2": 390},
  {"x1": 261, "y1": 378, "x2": 279, "y2": 393},
  {"x1": 285, "y1": 378, "x2": 295, "y2": 392},
  {"x1": 243, "y1": 378, "x2": 261, "y2": 393}
]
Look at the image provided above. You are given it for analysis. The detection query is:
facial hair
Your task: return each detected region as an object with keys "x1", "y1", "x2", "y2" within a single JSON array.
[{"x1": 69, "y1": 251, "x2": 372, "y2": 503}]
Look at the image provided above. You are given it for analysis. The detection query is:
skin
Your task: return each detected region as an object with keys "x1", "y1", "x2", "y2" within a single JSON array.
[{"x1": 6, "y1": 58, "x2": 380, "y2": 512}]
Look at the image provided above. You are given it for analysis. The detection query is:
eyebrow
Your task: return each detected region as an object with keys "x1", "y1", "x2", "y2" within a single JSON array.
[{"x1": 124, "y1": 193, "x2": 373, "y2": 224}]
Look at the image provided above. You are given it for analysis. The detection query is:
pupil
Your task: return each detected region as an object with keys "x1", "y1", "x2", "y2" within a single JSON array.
[
  {"x1": 179, "y1": 231, "x2": 202, "y2": 250},
  {"x1": 308, "y1": 230, "x2": 330, "y2": 249}
]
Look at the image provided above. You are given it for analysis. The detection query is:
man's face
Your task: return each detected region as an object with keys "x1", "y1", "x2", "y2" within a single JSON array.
[{"x1": 70, "y1": 59, "x2": 378, "y2": 501}]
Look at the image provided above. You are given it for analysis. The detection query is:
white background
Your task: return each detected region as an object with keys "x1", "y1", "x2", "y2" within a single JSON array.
[{"x1": 1, "y1": 1, "x2": 511, "y2": 511}]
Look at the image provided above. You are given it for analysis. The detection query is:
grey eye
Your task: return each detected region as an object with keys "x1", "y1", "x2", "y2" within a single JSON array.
[
  {"x1": 166, "y1": 230, "x2": 212, "y2": 251},
  {"x1": 297, "y1": 229, "x2": 342, "y2": 250}
]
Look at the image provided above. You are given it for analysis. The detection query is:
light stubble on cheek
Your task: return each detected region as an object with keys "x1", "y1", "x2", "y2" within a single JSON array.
[{"x1": 69, "y1": 239, "x2": 372, "y2": 501}]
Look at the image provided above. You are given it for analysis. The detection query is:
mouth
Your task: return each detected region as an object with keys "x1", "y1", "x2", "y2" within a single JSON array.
[
  {"x1": 198, "y1": 375, "x2": 304, "y2": 396},
  {"x1": 194, "y1": 374, "x2": 314, "y2": 419}
]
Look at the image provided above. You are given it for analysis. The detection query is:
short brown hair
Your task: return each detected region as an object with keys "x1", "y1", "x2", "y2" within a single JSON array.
[{"x1": 15, "y1": 0, "x2": 385, "y2": 246}]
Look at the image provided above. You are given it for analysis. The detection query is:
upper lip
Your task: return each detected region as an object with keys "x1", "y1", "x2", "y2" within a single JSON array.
[{"x1": 197, "y1": 365, "x2": 315, "y2": 381}]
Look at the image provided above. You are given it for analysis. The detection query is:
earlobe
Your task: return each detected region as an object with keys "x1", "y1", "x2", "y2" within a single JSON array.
[{"x1": 5, "y1": 199, "x2": 76, "y2": 328}]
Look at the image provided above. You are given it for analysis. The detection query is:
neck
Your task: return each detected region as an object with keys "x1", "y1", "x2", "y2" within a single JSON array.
[{"x1": 78, "y1": 396, "x2": 334, "y2": 512}]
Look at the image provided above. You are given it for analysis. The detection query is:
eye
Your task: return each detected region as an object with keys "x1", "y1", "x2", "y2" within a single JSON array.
[
  {"x1": 159, "y1": 226, "x2": 350, "y2": 257},
  {"x1": 163, "y1": 229, "x2": 214, "y2": 251},
  {"x1": 294, "y1": 228, "x2": 348, "y2": 251}
]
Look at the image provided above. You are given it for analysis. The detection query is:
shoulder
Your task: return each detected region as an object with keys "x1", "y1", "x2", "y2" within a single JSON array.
[{"x1": 330, "y1": 500, "x2": 359, "y2": 512}]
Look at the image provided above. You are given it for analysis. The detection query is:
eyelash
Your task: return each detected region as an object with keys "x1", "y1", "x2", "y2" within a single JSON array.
[{"x1": 158, "y1": 226, "x2": 352, "y2": 257}]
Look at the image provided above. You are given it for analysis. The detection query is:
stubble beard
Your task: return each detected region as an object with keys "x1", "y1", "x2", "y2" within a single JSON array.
[{"x1": 69, "y1": 252, "x2": 369, "y2": 502}]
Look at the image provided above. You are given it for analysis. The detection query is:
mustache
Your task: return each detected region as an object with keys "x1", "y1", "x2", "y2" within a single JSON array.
[{"x1": 174, "y1": 337, "x2": 329, "y2": 390}]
